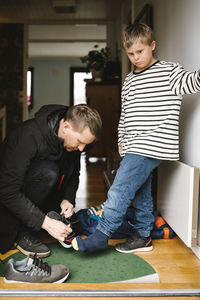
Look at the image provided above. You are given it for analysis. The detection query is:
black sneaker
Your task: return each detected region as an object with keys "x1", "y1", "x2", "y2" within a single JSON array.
[
  {"x1": 14, "y1": 228, "x2": 50, "y2": 258},
  {"x1": 47, "y1": 211, "x2": 82, "y2": 249},
  {"x1": 115, "y1": 230, "x2": 153, "y2": 253},
  {"x1": 4, "y1": 253, "x2": 69, "y2": 283}
]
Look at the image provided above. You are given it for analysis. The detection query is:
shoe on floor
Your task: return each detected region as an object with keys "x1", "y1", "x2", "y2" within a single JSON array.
[
  {"x1": 3, "y1": 253, "x2": 69, "y2": 283},
  {"x1": 14, "y1": 228, "x2": 50, "y2": 258},
  {"x1": 115, "y1": 230, "x2": 153, "y2": 253},
  {"x1": 47, "y1": 211, "x2": 82, "y2": 248}
]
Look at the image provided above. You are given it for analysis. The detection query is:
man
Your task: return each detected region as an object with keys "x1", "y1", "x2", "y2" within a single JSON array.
[{"x1": 0, "y1": 104, "x2": 102, "y2": 257}]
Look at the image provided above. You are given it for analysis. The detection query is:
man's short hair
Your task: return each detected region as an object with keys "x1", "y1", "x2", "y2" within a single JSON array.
[
  {"x1": 122, "y1": 23, "x2": 154, "y2": 48},
  {"x1": 65, "y1": 104, "x2": 102, "y2": 140}
]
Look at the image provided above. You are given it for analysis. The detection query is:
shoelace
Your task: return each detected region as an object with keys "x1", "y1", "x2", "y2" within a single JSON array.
[
  {"x1": 61, "y1": 215, "x2": 70, "y2": 225},
  {"x1": 32, "y1": 254, "x2": 51, "y2": 275},
  {"x1": 61, "y1": 214, "x2": 80, "y2": 226},
  {"x1": 61, "y1": 215, "x2": 80, "y2": 240}
]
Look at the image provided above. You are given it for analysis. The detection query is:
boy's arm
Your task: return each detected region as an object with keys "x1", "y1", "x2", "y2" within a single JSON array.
[
  {"x1": 118, "y1": 86, "x2": 126, "y2": 149},
  {"x1": 169, "y1": 63, "x2": 200, "y2": 95}
]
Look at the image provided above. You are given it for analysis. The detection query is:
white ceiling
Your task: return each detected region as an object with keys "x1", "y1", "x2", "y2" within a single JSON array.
[
  {"x1": 29, "y1": 24, "x2": 106, "y2": 40},
  {"x1": 28, "y1": 41, "x2": 107, "y2": 59},
  {"x1": 28, "y1": 24, "x2": 107, "y2": 59},
  {"x1": 0, "y1": 0, "x2": 121, "y2": 59}
]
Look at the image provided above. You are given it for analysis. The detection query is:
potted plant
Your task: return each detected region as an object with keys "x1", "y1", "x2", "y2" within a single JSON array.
[{"x1": 80, "y1": 45, "x2": 111, "y2": 81}]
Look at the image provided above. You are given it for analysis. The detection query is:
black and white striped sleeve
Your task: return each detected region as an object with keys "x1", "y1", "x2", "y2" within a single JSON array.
[
  {"x1": 118, "y1": 84, "x2": 126, "y2": 146},
  {"x1": 169, "y1": 63, "x2": 200, "y2": 95}
]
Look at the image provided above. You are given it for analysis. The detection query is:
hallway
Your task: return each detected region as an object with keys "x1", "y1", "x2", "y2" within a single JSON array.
[{"x1": 1, "y1": 154, "x2": 200, "y2": 299}]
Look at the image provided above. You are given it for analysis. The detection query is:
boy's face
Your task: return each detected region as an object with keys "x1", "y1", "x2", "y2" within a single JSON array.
[{"x1": 125, "y1": 40, "x2": 156, "y2": 72}]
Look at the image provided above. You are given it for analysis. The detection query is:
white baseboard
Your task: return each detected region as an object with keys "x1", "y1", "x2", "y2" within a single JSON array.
[{"x1": 191, "y1": 245, "x2": 200, "y2": 259}]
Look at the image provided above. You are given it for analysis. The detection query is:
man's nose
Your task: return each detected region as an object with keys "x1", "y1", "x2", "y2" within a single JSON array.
[{"x1": 78, "y1": 144, "x2": 86, "y2": 152}]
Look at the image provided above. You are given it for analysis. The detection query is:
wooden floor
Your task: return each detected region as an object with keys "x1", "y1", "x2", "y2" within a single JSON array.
[{"x1": 1, "y1": 154, "x2": 200, "y2": 299}]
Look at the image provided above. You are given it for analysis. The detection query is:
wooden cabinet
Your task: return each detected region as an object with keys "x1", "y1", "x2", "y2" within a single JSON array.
[{"x1": 86, "y1": 83, "x2": 121, "y2": 158}]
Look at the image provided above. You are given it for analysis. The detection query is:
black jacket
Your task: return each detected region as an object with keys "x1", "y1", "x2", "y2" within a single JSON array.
[{"x1": 0, "y1": 105, "x2": 80, "y2": 252}]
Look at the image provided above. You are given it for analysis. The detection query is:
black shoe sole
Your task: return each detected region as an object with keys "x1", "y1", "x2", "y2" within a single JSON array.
[{"x1": 15, "y1": 244, "x2": 51, "y2": 258}]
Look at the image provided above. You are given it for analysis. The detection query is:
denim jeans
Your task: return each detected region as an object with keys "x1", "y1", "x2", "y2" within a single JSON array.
[{"x1": 97, "y1": 153, "x2": 162, "y2": 238}]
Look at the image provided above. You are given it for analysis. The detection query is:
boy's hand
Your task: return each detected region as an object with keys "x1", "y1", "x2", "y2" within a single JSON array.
[
  {"x1": 41, "y1": 215, "x2": 72, "y2": 241},
  {"x1": 119, "y1": 144, "x2": 123, "y2": 156},
  {"x1": 60, "y1": 199, "x2": 74, "y2": 218}
]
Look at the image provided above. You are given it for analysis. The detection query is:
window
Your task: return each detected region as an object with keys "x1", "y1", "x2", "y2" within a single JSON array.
[
  {"x1": 27, "y1": 67, "x2": 34, "y2": 109},
  {"x1": 70, "y1": 67, "x2": 92, "y2": 106}
]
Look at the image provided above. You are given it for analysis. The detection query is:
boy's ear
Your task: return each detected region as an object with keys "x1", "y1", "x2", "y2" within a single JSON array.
[{"x1": 151, "y1": 40, "x2": 156, "y2": 51}]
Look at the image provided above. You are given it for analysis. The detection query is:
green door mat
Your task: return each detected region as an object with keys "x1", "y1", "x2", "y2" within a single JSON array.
[{"x1": 0, "y1": 243, "x2": 160, "y2": 283}]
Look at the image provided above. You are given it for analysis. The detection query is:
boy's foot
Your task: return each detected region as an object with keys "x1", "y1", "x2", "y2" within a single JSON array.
[
  {"x1": 14, "y1": 228, "x2": 50, "y2": 258},
  {"x1": 47, "y1": 211, "x2": 81, "y2": 248},
  {"x1": 72, "y1": 229, "x2": 108, "y2": 252},
  {"x1": 4, "y1": 253, "x2": 69, "y2": 283},
  {"x1": 115, "y1": 231, "x2": 153, "y2": 253}
]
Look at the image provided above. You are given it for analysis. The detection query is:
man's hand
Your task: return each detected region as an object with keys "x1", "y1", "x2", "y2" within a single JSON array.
[
  {"x1": 41, "y1": 215, "x2": 72, "y2": 241},
  {"x1": 60, "y1": 199, "x2": 74, "y2": 218}
]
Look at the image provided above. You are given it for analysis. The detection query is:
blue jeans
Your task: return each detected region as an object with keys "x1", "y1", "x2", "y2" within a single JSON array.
[{"x1": 97, "y1": 153, "x2": 162, "y2": 238}]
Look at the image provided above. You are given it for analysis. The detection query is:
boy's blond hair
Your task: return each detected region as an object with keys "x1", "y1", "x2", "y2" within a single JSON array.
[{"x1": 122, "y1": 23, "x2": 154, "y2": 48}]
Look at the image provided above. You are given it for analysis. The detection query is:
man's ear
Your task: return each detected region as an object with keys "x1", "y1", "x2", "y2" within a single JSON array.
[{"x1": 62, "y1": 121, "x2": 71, "y2": 134}]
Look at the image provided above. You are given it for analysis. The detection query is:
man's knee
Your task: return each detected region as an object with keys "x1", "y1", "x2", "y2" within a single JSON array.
[
  {"x1": 25, "y1": 160, "x2": 59, "y2": 187},
  {"x1": 46, "y1": 167, "x2": 59, "y2": 187}
]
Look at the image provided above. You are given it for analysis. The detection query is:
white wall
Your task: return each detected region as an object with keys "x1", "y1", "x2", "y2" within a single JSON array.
[
  {"x1": 28, "y1": 59, "x2": 81, "y2": 119},
  {"x1": 154, "y1": 1, "x2": 200, "y2": 164},
  {"x1": 135, "y1": 0, "x2": 200, "y2": 246}
]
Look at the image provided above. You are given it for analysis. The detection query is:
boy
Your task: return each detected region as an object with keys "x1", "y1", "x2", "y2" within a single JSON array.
[{"x1": 72, "y1": 23, "x2": 200, "y2": 253}]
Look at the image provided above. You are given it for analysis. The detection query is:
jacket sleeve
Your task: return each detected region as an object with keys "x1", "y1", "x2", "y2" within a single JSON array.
[
  {"x1": 0, "y1": 126, "x2": 45, "y2": 231},
  {"x1": 60, "y1": 151, "x2": 81, "y2": 206}
]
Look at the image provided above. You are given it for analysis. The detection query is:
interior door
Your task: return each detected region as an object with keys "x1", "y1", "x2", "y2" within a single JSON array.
[{"x1": 157, "y1": 161, "x2": 199, "y2": 247}]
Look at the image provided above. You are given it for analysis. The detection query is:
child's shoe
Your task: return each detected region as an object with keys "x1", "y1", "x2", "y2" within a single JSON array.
[
  {"x1": 47, "y1": 211, "x2": 81, "y2": 248},
  {"x1": 115, "y1": 230, "x2": 153, "y2": 253}
]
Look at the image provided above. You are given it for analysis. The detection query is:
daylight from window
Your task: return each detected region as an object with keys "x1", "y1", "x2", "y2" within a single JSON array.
[
  {"x1": 73, "y1": 72, "x2": 92, "y2": 105},
  {"x1": 27, "y1": 70, "x2": 32, "y2": 107}
]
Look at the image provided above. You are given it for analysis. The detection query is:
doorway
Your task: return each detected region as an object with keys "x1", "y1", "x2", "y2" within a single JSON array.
[{"x1": 70, "y1": 67, "x2": 92, "y2": 106}]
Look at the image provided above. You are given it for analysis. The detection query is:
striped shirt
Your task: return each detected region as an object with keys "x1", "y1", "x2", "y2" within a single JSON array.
[{"x1": 118, "y1": 60, "x2": 200, "y2": 160}]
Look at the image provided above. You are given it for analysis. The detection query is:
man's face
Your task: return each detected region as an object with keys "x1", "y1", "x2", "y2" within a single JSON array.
[
  {"x1": 62, "y1": 122, "x2": 95, "y2": 152},
  {"x1": 125, "y1": 40, "x2": 156, "y2": 72}
]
